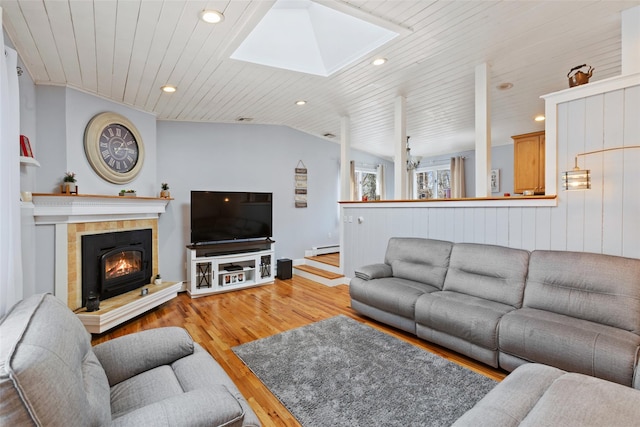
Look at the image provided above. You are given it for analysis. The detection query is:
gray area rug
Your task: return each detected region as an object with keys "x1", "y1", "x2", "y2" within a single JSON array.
[{"x1": 232, "y1": 315, "x2": 496, "y2": 426}]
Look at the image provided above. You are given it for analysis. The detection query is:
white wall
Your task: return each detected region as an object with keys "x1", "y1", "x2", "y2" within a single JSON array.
[
  {"x1": 35, "y1": 87, "x2": 157, "y2": 195},
  {"x1": 156, "y1": 120, "x2": 387, "y2": 282},
  {"x1": 340, "y1": 79, "x2": 640, "y2": 278}
]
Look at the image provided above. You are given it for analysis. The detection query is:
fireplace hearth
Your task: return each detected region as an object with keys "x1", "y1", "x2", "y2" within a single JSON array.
[{"x1": 82, "y1": 229, "x2": 152, "y2": 307}]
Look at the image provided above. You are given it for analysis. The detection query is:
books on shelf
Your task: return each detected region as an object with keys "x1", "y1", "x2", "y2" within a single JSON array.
[{"x1": 20, "y1": 135, "x2": 34, "y2": 157}]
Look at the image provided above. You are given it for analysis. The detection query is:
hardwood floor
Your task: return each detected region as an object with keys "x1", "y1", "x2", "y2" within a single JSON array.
[{"x1": 92, "y1": 277, "x2": 507, "y2": 426}]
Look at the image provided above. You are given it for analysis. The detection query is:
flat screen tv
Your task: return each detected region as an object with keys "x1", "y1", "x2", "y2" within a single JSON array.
[{"x1": 191, "y1": 191, "x2": 273, "y2": 244}]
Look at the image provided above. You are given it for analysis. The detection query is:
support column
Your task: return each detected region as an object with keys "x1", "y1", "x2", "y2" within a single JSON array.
[
  {"x1": 622, "y1": 6, "x2": 640, "y2": 75},
  {"x1": 339, "y1": 116, "x2": 351, "y2": 201},
  {"x1": 475, "y1": 63, "x2": 491, "y2": 197},
  {"x1": 394, "y1": 96, "x2": 407, "y2": 199}
]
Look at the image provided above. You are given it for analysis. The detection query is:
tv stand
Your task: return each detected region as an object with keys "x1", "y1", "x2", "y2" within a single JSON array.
[{"x1": 186, "y1": 240, "x2": 275, "y2": 298}]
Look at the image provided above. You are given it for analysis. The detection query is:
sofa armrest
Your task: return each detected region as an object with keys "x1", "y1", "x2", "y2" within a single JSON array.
[
  {"x1": 93, "y1": 327, "x2": 194, "y2": 386},
  {"x1": 111, "y1": 386, "x2": 251, "y2": 427},
  {"x1": 354, "y1": 263, "x2": 392, "y2": 280}
]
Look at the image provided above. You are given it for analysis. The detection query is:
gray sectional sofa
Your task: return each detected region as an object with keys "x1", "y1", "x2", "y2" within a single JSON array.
[
  {"x1": 0, "y1": 293, "x2": 261, "y2": 426},
  {"x1": 453, "y1": 363, "x2": 640, "y2": 427},
  {"x1": 350, "y1": 237, "x2": 640, "y2": 389}
]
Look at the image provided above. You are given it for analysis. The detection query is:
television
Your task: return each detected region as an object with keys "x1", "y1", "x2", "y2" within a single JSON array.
[{"x1": 191, "y1": 191, "x2": 273, "y2": 245}]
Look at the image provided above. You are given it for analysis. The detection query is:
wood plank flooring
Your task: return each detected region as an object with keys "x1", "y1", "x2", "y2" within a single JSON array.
[
  {"x1": 304, "y1": 252, "x2": 339, "y2": 267},
  {"x1": 91, "y1": 277, "x2": 507, "y2": 426}
]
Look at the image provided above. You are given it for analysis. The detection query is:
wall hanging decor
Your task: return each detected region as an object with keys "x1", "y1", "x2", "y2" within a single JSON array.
[{"x1": 295, "y1": 160, "x2": 307, "y2": 208}]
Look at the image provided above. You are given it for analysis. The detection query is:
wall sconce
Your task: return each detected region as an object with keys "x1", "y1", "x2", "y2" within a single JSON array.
[{"x1": 563, "y1": 145, "x2": 640, "y2": 190}]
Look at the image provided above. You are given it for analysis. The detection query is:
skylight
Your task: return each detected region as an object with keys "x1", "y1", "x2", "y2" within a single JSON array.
[{"x1": 231, "y1": 0, "x2": 399, "y2": 77}]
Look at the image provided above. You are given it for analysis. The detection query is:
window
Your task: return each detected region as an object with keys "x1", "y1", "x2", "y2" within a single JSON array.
[
  {"x1": 415, "y1": 165, "x2": 451, "y2": 199},
  {"x1": 355, "y1": 165, "x2": 378, "y2": 201}
]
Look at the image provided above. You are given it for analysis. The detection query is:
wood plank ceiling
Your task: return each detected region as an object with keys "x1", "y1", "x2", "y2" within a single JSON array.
[{"x1": 2, "y1": 0, "x2": 638, "y2": 160}]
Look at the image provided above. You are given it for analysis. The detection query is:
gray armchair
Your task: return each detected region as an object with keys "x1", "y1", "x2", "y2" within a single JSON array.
[{"x1": 0, "y1": 293, "x2": 260, "y2": 426}]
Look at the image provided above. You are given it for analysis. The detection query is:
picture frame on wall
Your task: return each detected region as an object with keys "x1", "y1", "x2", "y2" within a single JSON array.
[{"x1": 490, "y1": 169, "x2": 500, "y2": 193}]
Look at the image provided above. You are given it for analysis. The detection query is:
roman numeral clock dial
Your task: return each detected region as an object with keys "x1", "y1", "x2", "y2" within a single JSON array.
[{"x1": 84, "y1": 112, "x2": 145, "y2": 184}]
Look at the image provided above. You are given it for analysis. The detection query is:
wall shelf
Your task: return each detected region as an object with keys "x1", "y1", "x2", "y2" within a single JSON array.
[{"x1": 20, "y1": 156, "x2": 40, "y2": 167}]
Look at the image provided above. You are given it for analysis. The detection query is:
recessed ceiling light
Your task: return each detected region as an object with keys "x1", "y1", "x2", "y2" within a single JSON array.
[
  {"x1": 372, "y1": 58, "x2": 387, "y2": 66},
  {"x1": 161, "y1": 85, "x2": 177, "y2": 93},
  {"x1": 199, "y1": 10, "x2": 224, "y2": 24},
  {"x1": 295, "y1": 100, "x2": 307, "y2": 106},
  {"x1": 534, "y1": 114, "x2": 546, "y2": 122},
  {"x1": 497, "y1": 82, "x2": 513, "y2": 90}
]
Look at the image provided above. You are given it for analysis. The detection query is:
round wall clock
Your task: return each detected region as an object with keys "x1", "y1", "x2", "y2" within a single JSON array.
[{"x1": 84, "y1": 112, "x2": 145, "y2": 184}]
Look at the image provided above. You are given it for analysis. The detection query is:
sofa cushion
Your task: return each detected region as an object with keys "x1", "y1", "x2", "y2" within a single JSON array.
[
  {"x1": 524, "y1": 250, "x2": 640, "y2": 334},
  {"x1": 499, "y1": 307, "x2": 640, "y2": 386},
  {"x1": 443, "y1": 243, "x2": 529, "y2": 308},
  {"x1": 415, "y1": 291, "x2": 514, "y2": 350},
  {"x1": 350, "y1": 276, "x2": 439, "y2": 319},
  {"x1": 0, "y1": 294, "x2": 111, "y2": 426},
  {"x1": 453, "y1": 364, "x2": 640, "y2": 427},
  {"x1": 384, "y1": 237, "x2": 453, "y2": 289}
]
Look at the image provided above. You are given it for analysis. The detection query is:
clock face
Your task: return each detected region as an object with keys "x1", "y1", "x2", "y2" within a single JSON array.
[
  {"x1": 85, "y1": 112, "x2": 145, "y2": 184},
  {"x1": 100, "y1": 123, "x2": 139, "y2": 173}
]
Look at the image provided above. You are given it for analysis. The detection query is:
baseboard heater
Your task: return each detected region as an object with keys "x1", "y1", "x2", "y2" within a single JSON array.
[{"x1": 312, "y1": 244, "x2": 340, "y2": 256}]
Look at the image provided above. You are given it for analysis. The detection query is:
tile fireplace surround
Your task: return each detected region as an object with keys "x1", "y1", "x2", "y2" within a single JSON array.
[{"x1": 30, "y1": 194, "x2": 172, "y2": 311}]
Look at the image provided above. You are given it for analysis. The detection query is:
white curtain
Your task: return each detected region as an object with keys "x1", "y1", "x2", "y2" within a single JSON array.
[
  {"x1": 450, "y1": 156, "x2": 466, "y2": 198},
  {"x1": 349, "y1": 160, "x2": 357, "y2": 201},
  {"x1": 376, "y1": 164, "x2": 386, "y2": 200},
  {"x1": 0, "y1": 30, "x2": 23, "y2": 318}
]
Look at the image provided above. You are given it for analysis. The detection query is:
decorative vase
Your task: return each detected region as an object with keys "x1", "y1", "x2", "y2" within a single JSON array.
[
  {"x1": 86, "y1": 293, "x2": 100, "y2": 312},
  {"x1": 160, "y1": 190, "x2": 170, "y2": 198},
  {"x1": 62, "y1": 182, "x2": 77, "y2": 194},
  {"x1": 154, "y1": 278, "x2": 162, "y2": 285}
]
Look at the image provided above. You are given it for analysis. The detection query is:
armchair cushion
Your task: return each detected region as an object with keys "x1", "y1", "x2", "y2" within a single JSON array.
[
  {"x1": 111, "y1": 387, "x2": 245, "y2": 427},
  {"x1": 93, "y1": 327, "x2": 194, "y2": 386}
]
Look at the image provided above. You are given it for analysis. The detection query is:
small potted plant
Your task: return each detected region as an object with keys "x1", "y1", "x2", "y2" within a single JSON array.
[
  {"x1": 119, "y1": 189, "x2": 137, "y2": 197},
  {"x1": 160, "y1": 182, "x2": 170, "y2": 198},
  {"x1": 154, "y1": 274, "x2": 162, "y2": 285},
  {"x1": 62, "y1": 172, "x2": 77, "y2": 194}
]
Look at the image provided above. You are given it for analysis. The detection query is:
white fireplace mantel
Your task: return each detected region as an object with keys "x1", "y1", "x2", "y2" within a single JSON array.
[{"x1": 30, "y1": 193, "x2": 172, "y2": 224}]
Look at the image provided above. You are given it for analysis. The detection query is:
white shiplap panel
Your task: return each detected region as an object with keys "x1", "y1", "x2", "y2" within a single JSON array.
[
  {"x1": 452, "y1": 208, "x2": 464, "y2": 243},
  {"x1": 17, "y1": 0, "x2": 66, "y2": 82},
  {"x1": 38, "y1": 1, "x2": 82, "y2": 86},
  {"x1": 1, "y1": 0, "x2": 48, "y2": 81},
  {"x1": 565, "y1": 98, "x2": 587, "y2": 252},
  {"x1": 551, "y1": 102, "x2": 569, "y2": 251},
  {"x1": 69, "y1": 0, "x2": 98, "y2": 93},
  {"x1": 472, "y1": 208, "x2": 485, "y2": 244},
  {"x1": 122, "y1": 0, "x2": 164, "y2": 106},
  {"x1": 412, "y1": 207, "x2": 429, "y2": 238},
  {"x1": 622, "y1": 84, "x2": 640, "y2": 259},
  {"x1": 484, "y1": 207, "x2": 497, "y2": 245},
  {"x1": 92, "y1": 0, "x2": 116, "y2": 97},
  {"x1": 507, "y1": 207, "x2": 523, "y2": 249},
  {"x1": 583, "y1": 94, "x2": 605, "y2": 254},
  {"x1": 495, "y1": 208, "x2": 510, "y2": 247},
  {"x1": 602, "y1": 90, "x2": 625, "y2": 256},
  {"x1": 534, "y1": 207, "x2": 551, "y2": 250},
  {"x1": 462, "y1": 207, "x2": 475, "y2": 243},
  {"x1": 520, "y1": 208, "x2": 537, "y2": 251},
  {"x1": 111, "y1": 1, "x2": 142, "y2": 102},
  {"x1": 134, "y1": 0, "x2": 187, "y2": 107}
]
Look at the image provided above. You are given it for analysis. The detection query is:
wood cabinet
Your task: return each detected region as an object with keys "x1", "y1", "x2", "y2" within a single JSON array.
[{"x1": 513, "y1": 131, "x2": 545, "y2": 194}]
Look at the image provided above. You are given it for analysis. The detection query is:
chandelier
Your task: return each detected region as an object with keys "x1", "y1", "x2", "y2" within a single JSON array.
[{"x1": 406, "y1": 136, "x2": 420, "y2": 171}]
